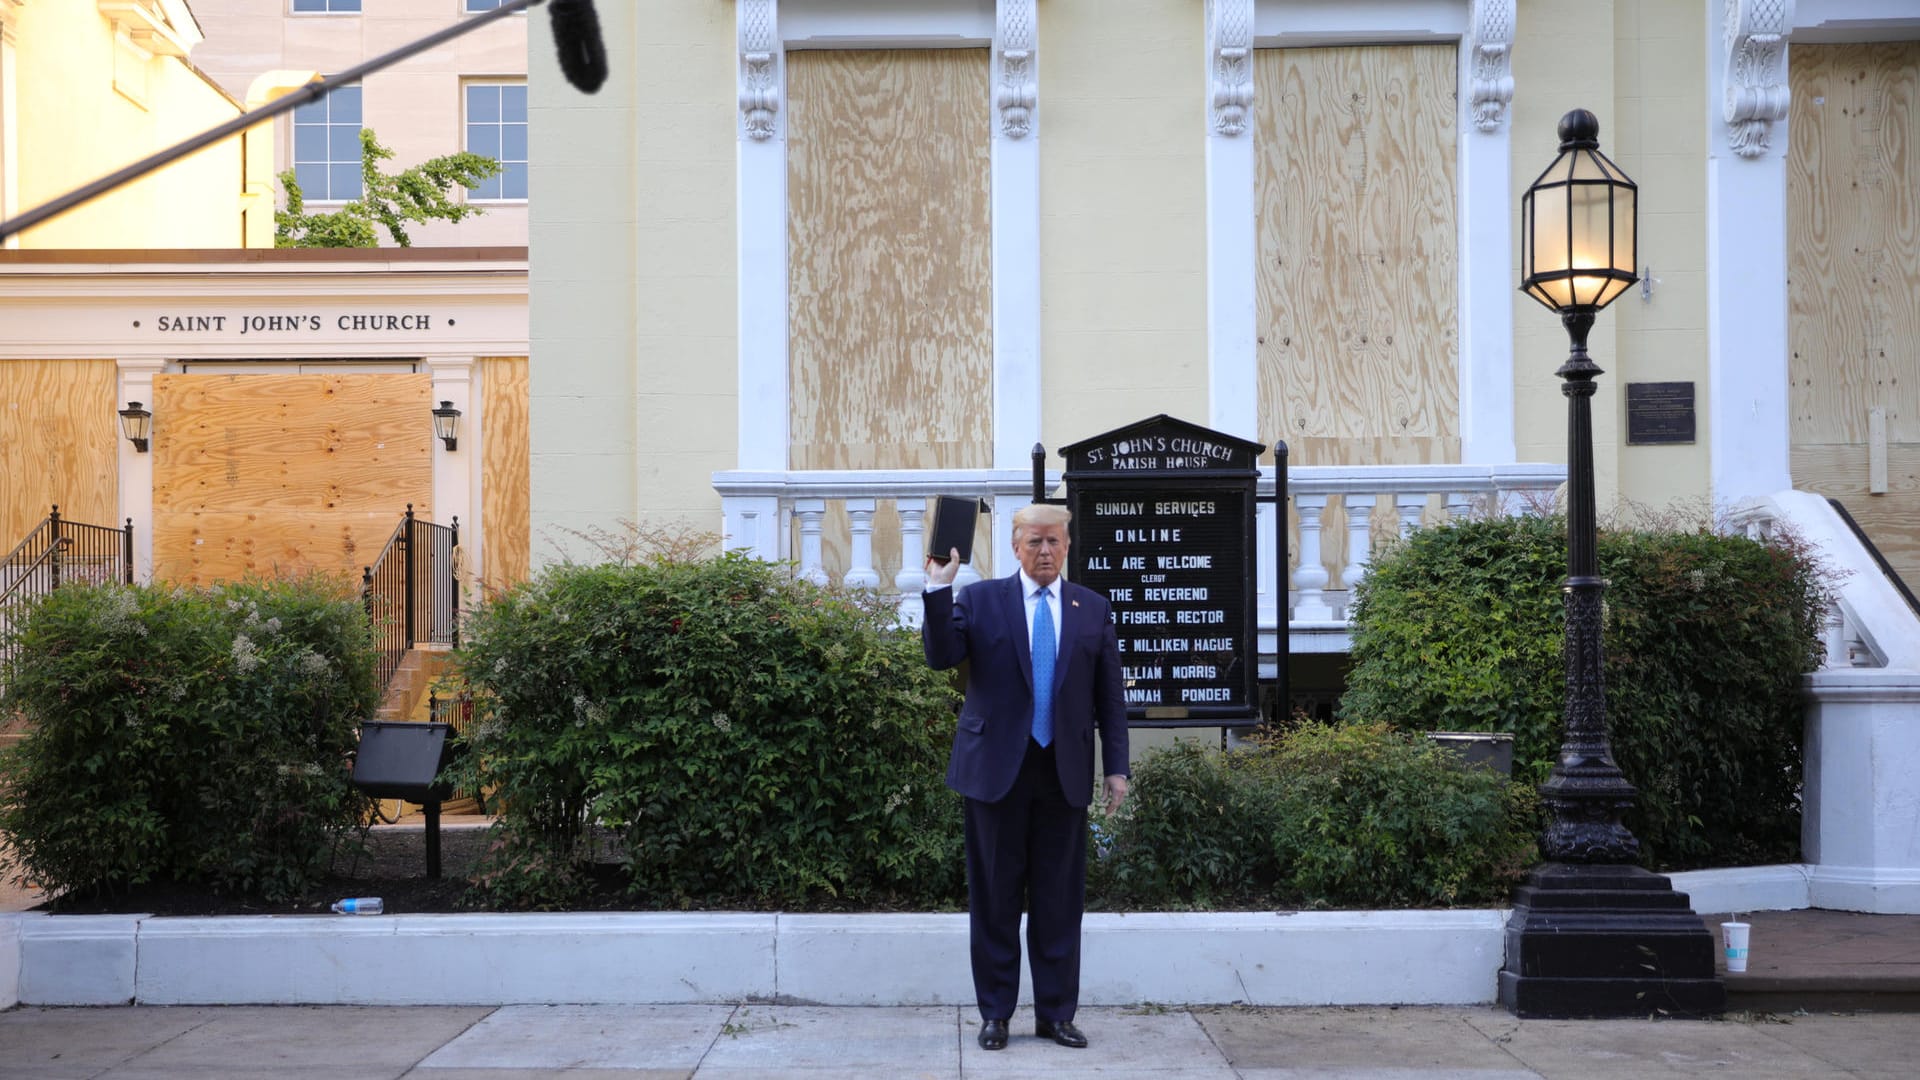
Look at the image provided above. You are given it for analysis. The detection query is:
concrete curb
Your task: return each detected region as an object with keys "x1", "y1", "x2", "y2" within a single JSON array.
[
  {"x1": 1668, "y1": 864, "x2": 1812, "y2": 914},
  {"x1": 7, "y1": 909, "x2": 1507, "y2": 1008}
]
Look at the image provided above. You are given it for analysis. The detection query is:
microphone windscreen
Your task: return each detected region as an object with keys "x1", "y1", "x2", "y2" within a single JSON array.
[{"x1": 550, "y1": 0, "x2": 608, "y2": 94}]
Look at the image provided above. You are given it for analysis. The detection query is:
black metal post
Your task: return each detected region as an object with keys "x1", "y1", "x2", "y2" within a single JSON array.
[
  {"x1": 1274, "y1": 441, "x2": 1290, "y2": 727},
  {"x1": 1032, "y1": 442, "x2": 1047, "y2": 504},
  {"x1": 449, "y1": 516, "x2": 461, "y2": 648},
  {"x1": 362, "y1": 565, "x2": 375, "y2": 622},
  {"x1": 424, "y1": 799, "x2": 443, "y2": 880},
  {"x1": 403, "y1": 505, "x2": 417, "y2": 649},
  {"x1": 123, "y1": 519, "x2": 135, "y2": 584},
  {"x1": 47, "y1": 505, "x2": 61, "y2": 591},
  {"x1": 1540, "y1": 310, "x2": 1639, "y2": 862}
]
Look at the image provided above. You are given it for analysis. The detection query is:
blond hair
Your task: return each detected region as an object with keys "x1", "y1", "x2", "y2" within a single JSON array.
[{"x1": 1012, "y1": 503, "x2": 1072, "y2": 537}]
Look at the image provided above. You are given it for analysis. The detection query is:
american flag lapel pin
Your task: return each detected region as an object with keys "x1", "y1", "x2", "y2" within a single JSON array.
[{"x1": 1071, "y1": 599, "x2": 1080, "y2": 607}]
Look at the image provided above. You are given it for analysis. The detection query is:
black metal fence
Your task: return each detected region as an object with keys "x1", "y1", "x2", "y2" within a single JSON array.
[
  {"x1": 1, "y1": 506, "x2": 134, "y2": 692},
  {"x1": 362, "y1": 506, "x2": 460, "y2": 690}
]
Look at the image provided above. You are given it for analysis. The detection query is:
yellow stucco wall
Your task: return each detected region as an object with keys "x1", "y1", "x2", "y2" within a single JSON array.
[
  {"x1": 8, "y1": 1, "x2": 267, "y2": 248},
  {"x1": 531, "y1": 1, "x2": 1737, "y2": 539}
]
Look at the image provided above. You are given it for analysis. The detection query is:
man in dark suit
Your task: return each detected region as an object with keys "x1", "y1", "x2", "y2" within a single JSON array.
[{"x1": 923, "y1": 503, "x2": 1129, "y2": 1051}]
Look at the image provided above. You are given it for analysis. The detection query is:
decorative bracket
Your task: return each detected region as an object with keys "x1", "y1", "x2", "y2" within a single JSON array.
[
  {"x1": 1208, "y1": 0, "x2": 1254, "y2": 137},
  {"x1": 1723, "y1": 0, "x2": 1794, "y2": 158},
  {"x1": 995, "y1": 0, "x2": 1037, "y2": 139},
  {"x1": 738, "y1": 0, "x2": 780, "y2": 141},
  {"x1": 1468, "y1": 0, "x2": 1515, "y2": 133}
]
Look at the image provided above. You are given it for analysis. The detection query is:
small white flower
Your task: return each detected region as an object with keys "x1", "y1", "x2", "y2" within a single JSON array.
[
  {"x1": 231, "y1": 633, "x2": 261, "y2": 674},
  {"x1": 711, "y1": 712, "x2": 733, "y2": 733}
]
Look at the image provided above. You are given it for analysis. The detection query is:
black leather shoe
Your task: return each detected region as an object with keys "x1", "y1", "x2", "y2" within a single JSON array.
[
  {"x1": 1036, "y1": 1018, "x2": 1088, "y2": 1048},
  {"x1": 977, "y1": 1018, "x2": 1009, "y2": 1050}
]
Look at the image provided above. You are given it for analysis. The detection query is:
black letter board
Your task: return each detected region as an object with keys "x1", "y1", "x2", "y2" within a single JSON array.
[{"x1": 1059, "y1": 415, "x2": 1265, "y2": 728}]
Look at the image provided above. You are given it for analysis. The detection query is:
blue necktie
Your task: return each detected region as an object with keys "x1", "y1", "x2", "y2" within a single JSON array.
[{"x1": 1031, "y1": 587, "x2": 1054, "y2": 747}]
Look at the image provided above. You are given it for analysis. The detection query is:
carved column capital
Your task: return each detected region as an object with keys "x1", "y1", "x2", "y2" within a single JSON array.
[
  {"x1": 995, "y1": 0, "x2": 1037, "y2": 139},
  {"x1": 1207, "y1": 0, "x2": 1254, "y2": 137},
  {"x1": 738, "y1": 0, "x2": 780, "y2": 141},
  {"x1": 1468, "y1": 0, "x2": 1515, "y2": 133},
  {"x1": 1723, "y1": 0, "x2": 1795, "y2": 159}
]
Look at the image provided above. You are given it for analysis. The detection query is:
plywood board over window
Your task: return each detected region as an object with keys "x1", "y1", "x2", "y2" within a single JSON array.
[
  {"x1": 481, "y1": 356, "x2": 530, "y2": 591},
  {"x1": 151, "y1": 373, "x2": 433, "y2": 585},
  {"x1": 787, "y1": 48, "x2": 993, "y2": 473},
  {"x1": 1789, "y1": 42, "x2": 1920, "y2": 586},
  {"x1": 0, "y1": 359, "x2": 119, "y2": 546},
  {"x1": 1254, "y1": 44, "x2": 1459, "y2": 469}
]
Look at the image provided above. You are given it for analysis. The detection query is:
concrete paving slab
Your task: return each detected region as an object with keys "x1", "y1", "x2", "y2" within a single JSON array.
[
  {"x1": 0, "y1": 1004, "x2": 215, "y2": 1076},
  {"x1": 1726, "y1": 1011, "x2": 1920, "y2": 1078},
  {"x1": 408, "y1": 1071, "x2": 689, "y2": 1080},
  {"x1": 693, "y1": 1005, "x2": 958, "y2": 1074},
  {"x1": 959, "y1": 1006, "x2": 1236, "y2": 1078},
  {"x1": 417, "y1": 1004, "x2": 732, "y2": 1071},
  {"x1": 1193, "y1": 1005, "x2": 1533, "y2": 1074},
  {"x1": 116, "y1": 1005, "x2": 488, "y2": 1072},
  {"x1": 95, "y1": 1065, "x2": 414, "y2": 1080},
  {"x1": 1460, "y1": 1011, "x2": 1851, "y2": 1077}
]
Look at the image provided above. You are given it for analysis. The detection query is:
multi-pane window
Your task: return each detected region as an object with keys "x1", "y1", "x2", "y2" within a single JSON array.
[
  {"x1": 465, "y1": 83, "x2": 528, "y2": 200},
  {"x1": 293, "y1": 85, "x2": 364, "y2": 202},
  {"x1": 465, "y1": 0, "x2": 516, "y2": 10},
  {"x1": 292, "y1": 0, "x2": 362, "y2": 12}
]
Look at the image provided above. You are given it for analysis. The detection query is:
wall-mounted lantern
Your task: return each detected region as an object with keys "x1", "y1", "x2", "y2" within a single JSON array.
[
  {"x1": 432, "y1": 400, "x2": 462, "y2": 451},
  {"x1": 119, "y1": 401, "x2": 152, "y2": 453}
]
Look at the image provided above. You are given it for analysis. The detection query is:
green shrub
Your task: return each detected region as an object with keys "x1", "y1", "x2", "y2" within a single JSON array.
[
  {"x1": 0, "y1": 577, "x2": 378, "y2": 901},
  {"x1": 1341, "y1": 515, "x2": 1825, "y2": 869},
  {"x1": 1090, "y1": 723, "x2": 1535, "y2": 909},
  {"x1": 448, "y1": 550, "x2": 965, "y2": 910}
]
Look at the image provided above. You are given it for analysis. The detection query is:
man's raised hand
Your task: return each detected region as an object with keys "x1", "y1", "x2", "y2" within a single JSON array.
[{"x1": 925, "y1": 548, "x2": 962, "y2": 588}]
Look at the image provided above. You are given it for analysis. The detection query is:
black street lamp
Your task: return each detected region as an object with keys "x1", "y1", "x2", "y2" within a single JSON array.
[{"x1": 1497, "y1": 110, "x2": 1724, "y2": 1019}]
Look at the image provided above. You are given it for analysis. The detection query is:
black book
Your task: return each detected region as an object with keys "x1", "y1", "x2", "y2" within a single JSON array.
[{"x1": 927, "y1": 495, "x2": 979, "y2": 566}]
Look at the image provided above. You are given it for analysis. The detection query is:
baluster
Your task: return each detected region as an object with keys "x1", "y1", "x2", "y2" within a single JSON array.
[
  {"x1": 1340, "y1": 493, "x2": 1376, "y2": 596},
  {"x1": 1396, "y1": 493, "x2": 1426, "y2": 539},
  {"x1": 1445, "y1": 491, "x2": 1474, "y2": 524},
  {"x1": 894, "y1": 498, "x2": 929, "y2": 628},
  {"x1": 794, "y1": 498, "x2": 830, "y2": 586},
  {"x1": 844, "y1": 499, "x2": 880, "y2": 589},
  {"x1": 1292, "y1": 494, "x2": 1334, "y2": 620}
]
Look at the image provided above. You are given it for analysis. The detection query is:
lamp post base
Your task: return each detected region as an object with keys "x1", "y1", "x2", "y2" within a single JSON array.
[{"x1": 1498, "y1": 863, "x2": 1726, "y2": 1018}]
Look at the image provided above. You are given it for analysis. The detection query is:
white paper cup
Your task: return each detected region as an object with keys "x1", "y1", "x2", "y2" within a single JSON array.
[{"x1": 1722, "y1": 921, "x2": 1751, "y2": 973}]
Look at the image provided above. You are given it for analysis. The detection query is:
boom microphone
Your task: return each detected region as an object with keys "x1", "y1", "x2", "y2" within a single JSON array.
[{"x1": 550, "y1": 0, "x2": 609, "y2": 94}]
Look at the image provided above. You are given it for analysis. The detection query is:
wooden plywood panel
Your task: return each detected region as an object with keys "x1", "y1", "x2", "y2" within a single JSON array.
[
  {"x1": 152, "y1": 373, "x2": 432, "y2": 584},
  {"x1": 1790, "y1": 43, "x2": 1920, "y2": 447},
  {"x1": 1790, "y1": 43, "x2": 1920, "y2": 594},
  {"x1": 482, "y1": 356, "x2": 531, "y2": 590},
  {"x1": 787, "y1": 49, "x2": 993, "y2": 471},
  {"x1": 0, "y1": 360, "x2": 119, "y2": 545},
  {"x1": 1254, "y1": 45, "x2": 1459, "y2": 467}
]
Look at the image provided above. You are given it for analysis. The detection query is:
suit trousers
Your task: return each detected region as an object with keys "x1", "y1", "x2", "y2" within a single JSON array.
[{"x1": 963, "y1": 738, "x2": 1089, "y2": 1023}]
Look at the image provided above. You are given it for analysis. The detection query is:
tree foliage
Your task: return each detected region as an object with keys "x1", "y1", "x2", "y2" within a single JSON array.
[{"x1": 275, "y1": 128, "x2": 501, "y2": 248}]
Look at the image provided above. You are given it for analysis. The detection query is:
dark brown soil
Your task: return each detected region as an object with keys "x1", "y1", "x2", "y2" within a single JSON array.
[{"x1": 43, "y1": 874, "x2": 480, "y2": 917}]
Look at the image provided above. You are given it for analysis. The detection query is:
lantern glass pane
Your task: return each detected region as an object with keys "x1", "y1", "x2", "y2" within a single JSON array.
[
  {"x1": 1569, "y1": 182, "x2": 1613, "y2": 305},
  {"x1": 1539, "y1": 152, "x2": 1575, "y2": 185},
  {"x1": 1570, "y1": 150, "x2": 1610, "y2": 181},
  {"x1": 1613, "y1": 185, "x2": 1636, "y2": 275}
]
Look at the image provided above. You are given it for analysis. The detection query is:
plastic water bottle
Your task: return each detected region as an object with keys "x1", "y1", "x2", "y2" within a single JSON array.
[{"x1": 330, "y1": 897, "x2": 383, "y2": 915}]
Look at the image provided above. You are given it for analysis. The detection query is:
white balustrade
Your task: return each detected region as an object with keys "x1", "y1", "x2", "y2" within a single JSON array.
[{"x1": 714, "y1": 462, "x2": 1567, "y2": 635}]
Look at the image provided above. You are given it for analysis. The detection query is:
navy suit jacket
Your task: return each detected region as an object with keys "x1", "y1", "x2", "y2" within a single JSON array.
[{"x1": 923, "y1": 573, "x2": 1129, "y2": 807}]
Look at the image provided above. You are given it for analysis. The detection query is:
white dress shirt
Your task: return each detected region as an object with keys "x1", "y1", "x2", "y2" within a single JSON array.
[{"x1": 1019, "y1": 570, "x2": 1063, "y2": 655}]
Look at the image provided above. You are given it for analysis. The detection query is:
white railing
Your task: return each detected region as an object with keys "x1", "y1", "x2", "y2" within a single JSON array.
[
  {"x1": 1728, "y1": 490, "x2": 1920, "y2": 671},
  {"x1": 712, "y1": 463, "x2": 1566, "y2": 635}
]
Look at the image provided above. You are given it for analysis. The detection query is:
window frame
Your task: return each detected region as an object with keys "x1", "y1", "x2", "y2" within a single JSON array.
[
  {"x1": 290, "y1": 0, "x2": 364, "y2": 15},
  {"x1": 290, "y1": 83, "x2": 365, "y2": 205},
  {"x1": 462, "y1": 80, "x2": 529, "y2": 203}
]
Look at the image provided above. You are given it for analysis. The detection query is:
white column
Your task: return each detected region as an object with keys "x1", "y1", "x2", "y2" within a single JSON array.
[
  {"x1": 794, "y1": 497, "x2": 828, "y2": 586},
  {"x1": 1445, "y1": 490, "x2": 1475, "y2": 523},
  {"x1": 115, "y1": 358, "x2": 164, "y2": 581},
  {"x1": 1706, "y1": 0, "x2": 1794, "y2": 504},
  {"x1": 993, "y1": 1, "x2": 1042, "y2": 466},
  {"x1": 1395, "y1": 493, "x2": 1426, "y2": 539},
  {"x1": 1340, "y1": 493, "x2": 1375, "y2": 592},
  {"x1": 1457, "y1": 0, "x2": 1517, "y2": 464},
  {"x1": 1292, "y1": 494, "x2": 1333, "y2": 620},
  {"x1": 737, "y1": 0, "x2": 788, "y2": 471},
  {"x1": 1204, "y1": 0, "x2": 1258, "y2": 441},
  {"x1": 894, "y1": 497, "x2": 928, "y2": 627},
  {"x1": 425, "y1": 358, "x2": 477, "y2": 584},
  {"x1": 844, "y1": 497, "x2": 880, "y2": 589}
]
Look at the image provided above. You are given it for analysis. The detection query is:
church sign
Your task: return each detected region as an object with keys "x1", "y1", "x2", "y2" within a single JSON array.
[{"x1": 1060, "y1": 415, "x2": 1264, "y2": 727}]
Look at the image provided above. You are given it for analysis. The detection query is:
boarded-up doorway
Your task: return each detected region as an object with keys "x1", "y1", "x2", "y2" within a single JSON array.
[
  {"x1": 1789, "y1": 43, "x2": 1920, "y2": 587},
  {"x1": 152, "y1": 372, "x2": 433, "y2": 585}
]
